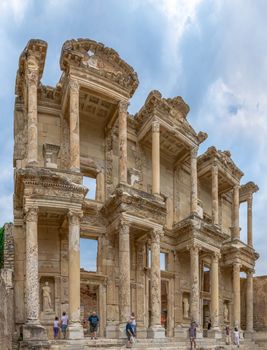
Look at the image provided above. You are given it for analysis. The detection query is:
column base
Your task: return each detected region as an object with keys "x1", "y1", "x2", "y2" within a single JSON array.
[
  {"x1": 147, "y1": 325, "x2": 165, "y2": 338},
  {"x1": 23, "y1": 323, "x2": 47, "y2": 341},
  {"x1": 136, "y1": 325, "x2": 147, "y2": 339},
  {"x1": 245, "y1": 330, "x2": 254, "y2": 340},
  {"x1": 208, "y1": 327, "x2": 222, "y2": 339},
  {"x1": 68, "y1": 322, "x2": 84, "y2": 339},
  {"x1": 174, "y1": 325, "x2": 187, "y2": 339},
  {"x1": 105, "y1": 324, "x2": 118, "y2": 338}
]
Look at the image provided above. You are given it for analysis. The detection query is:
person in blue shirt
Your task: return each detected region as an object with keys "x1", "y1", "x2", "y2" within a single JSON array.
[
  {"x1": 88, "y1": 311, "x2": 99, "y2": 340},
  {"x1": 126, "y1": 320, "x2": 135, "y2": 348}
]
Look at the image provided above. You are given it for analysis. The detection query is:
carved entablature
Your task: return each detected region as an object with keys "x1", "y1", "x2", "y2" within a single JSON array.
[
  {"x1": 239, "y1": 181, "x2": 259, "y2": 203},
  {"x1": 221, "y1": 243, "x2": 259, "y2": 269},
  {"x1": 37, "y1": 84, "x2": 62, "y2": 110},
  {"x1": 15, "y1": 39, "x2": 47, "y2": 99},
  {"x1": 198, "y1": 146, "x2": 244, "y2": 194},
  {"x1": 60, "y1": 38, "x2": 139, "y2": 97},
  {"x1": 14, "y1": 168, "x2": 87, "y2": 210},
  {"x1": 101, "y1": 183, "x2": 166, "y2": 225},
  {"x1": 135, "y1": 90, "x2": 207, "y2": 156}
]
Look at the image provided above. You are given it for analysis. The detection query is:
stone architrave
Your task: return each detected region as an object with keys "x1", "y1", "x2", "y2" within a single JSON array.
[
  {"x1": 69, "y1": 79, "x2": 80, "y2": 172},
  {"x1": 23, "y1": 207, "x2": 47, "y2": 341},
  {"x1": 190, "y1": 147, "x2": 198, "y2": 215},
  {"x1": 26, "y1": 56, "x2": 39, "y2": 165},
  {"x1": 233, "y1": 262, "x2": 241, "y2": 327},
  {"x1": 67, "y1": 210, "x2": 84, "y2": 339},
  {"x1": 148, "y1": 229, "x2": 165, "y2": 338},
  {"x1": 118, "y1": 101, "x2": 128, "y2": 184},
  {"x1": 118, "y1": 221, "x2": 131, "y2": 330},
  {"x1": 152, "y1": 120, "x2": 160, "y2": 195}
]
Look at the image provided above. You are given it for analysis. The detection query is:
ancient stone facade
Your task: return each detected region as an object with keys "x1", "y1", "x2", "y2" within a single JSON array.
[{"x1": 12, "y1": 38, "x2": 260, "y2": 348}]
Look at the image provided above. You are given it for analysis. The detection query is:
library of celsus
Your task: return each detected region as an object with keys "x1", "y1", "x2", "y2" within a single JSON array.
[{"x1": 11, "y1": 38, "x2": 260, "y2": 349}]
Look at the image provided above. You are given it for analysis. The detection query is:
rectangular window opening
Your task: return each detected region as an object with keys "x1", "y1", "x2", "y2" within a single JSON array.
[
  {"x1": 83, "y1": 176, "x2": 96, "y2": 200},
  {"x1": 203, "y1": 265, "x2": 210, "y2": 292},
  {"x1": 80, "y1": 237, "x2": 98, "y2": 272},
  {"x1": 160, "y1": 252, "x2": 167, "y2": 271}
]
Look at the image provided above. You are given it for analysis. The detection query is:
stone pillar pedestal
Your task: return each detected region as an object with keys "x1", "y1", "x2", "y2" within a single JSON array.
[
  {"x1": 190, "y1": 147, "x2": 198, "y2": 215},
  {"x1": 23, "y1": 207, "x2": 47, "y2": 341},
  {"x1": 68, "y1": 210, "x2": 84, "y2": 339},
  {"x1": 245, "y1": 271, "x2": 254, "y2": 338},
  {"x1": 69, "y1": 79, "x2": 80, "y2": 172},
  {"x1": 118, "y1": 221, "x2": 131, "y2": 338},
  {"x1": 233, "y1": 262, "x2": 241, "y2": 328},
  {"x1": 152, "y1": 121, "x2": 160, "y2": 196},
  {"x1": 208, "y1": 253, "x2": 221, "y2": 339},
  {"x1": 118, "y1": 101, "x2": 128, "y2": 184},
  {"x1": 148, "y1": 229, "x2": 165, "y2": 339}
]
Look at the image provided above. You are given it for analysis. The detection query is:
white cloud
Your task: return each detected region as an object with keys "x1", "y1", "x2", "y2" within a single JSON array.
[{"x1": 0, "y1": 0, "x2": 31, "y2": 24}]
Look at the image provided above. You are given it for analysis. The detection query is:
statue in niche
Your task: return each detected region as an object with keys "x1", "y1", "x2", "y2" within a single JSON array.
[
  {"x1": 183, "y1": 296, "x2": 190, "y2": 319},
  {"x1": 42, "y1": 281, "x2": 52, "y2": 312},
  {"x1": 224, "y1": 303, "x2": 229, "y2": 321}
]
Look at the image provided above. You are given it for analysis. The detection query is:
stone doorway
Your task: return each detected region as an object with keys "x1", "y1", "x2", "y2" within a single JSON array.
[
  {"x1": 161, "y1": 280, "x2": 168, "y2": 333},
  {"x1": 80, "y1": 284, "x2": 99, "y2": 335},
  {"x1": 202, "y1": 299, "x2": 210, "y2": 337}
]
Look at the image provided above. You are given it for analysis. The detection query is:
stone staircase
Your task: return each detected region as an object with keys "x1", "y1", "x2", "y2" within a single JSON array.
[{"x1": 48, "y1": 337, "x2": 263, "y2": 350}]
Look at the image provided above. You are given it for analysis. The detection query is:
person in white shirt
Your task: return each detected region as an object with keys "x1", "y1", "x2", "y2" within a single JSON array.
[
  {"x1": 60, "y1": 312, "x2": 68, "y2": 339},
  {"x1": 53, "y1": 316, "x2": 60, "y2": 339},
  {"x1": 233, "y1": 327, "x2": 240, "y2": 348}
]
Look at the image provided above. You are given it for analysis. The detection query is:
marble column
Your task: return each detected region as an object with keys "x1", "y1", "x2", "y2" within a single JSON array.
[
  {"x1": 190, "y1": 147, "x2": 198, "y2": 215},
  {"x1": 190, "y1": 245, "x2": 200, "y2": 326},
  {"x1": 68, "y1": 210, "x2": 83, "y2": 339},
  {"x1": 118, "y1": 221, "x2": 131, "y2": 334},
  {"x1": 212, "y1": 164, "x2": 219, "y2": 225},
  {"x1": 233, "y1": 262, "x2": 241, "y2": 327},
  {"x1": 148, "y1": 229, "x2": 165, "y2": 338},
  {"x1": 247, "y1": 194, "x2": 253, "y2": 247},
  {"x1": 152, "y1": 121, "x2": 160, "y2": 195},
  {"x1": 232, "y1": 185, "x2": 240, "y2": 240},
  {"x1": 96, "y1": 170, "x2": 105, "y2": 202},
  {"x1": 135, "y1": 242, "x2": 146, "y2": 338},
  {"x1": 26, "y1": 56, "x2": 39, "y2": 165},
  {"x1": 209, "y1": 253, "x2": 221, "y2": 338},
  {"x1": 69, "y1": 79, "x2": 80, "y2": 172},
  {"x1": 246, "y1": 271, "x2": 254, "y2": 334},
  {"x1": 23, "y1": 207, "x2": 47, "y2": 341},
  {"x1": 118, "y1": 101, "x2": 128, "y2": 184}
]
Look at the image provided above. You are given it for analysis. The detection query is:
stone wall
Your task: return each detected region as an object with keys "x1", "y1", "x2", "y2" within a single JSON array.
[{"x1": 241, "y1": 275, "x2": 267, "y2": 331}]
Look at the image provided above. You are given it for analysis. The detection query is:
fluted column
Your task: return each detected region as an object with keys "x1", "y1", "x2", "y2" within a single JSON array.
[
  {"x1": 210, "y1": 253, "x2": 220, "y2": 327},
  {"x1": 118, "y1": 221, "x2": 131, "y2": 326},
  {"x1": 190, "y1": 245, "x2": 200, "y2": 325},
  {"x1": 26, "y1": 56, "x2": 39, "y2": 165},
  {"x1": 25, "y1": 207, "x2": 40, "y2": 323},
  {"x1": 190, "y1": 147, "x2": 198, "y2": 214},
  {"x1": 152, "y1": 121, "x2": 160, "y2": 195},
  {"x1": 148, "y1": 229, "x2": 165, "y2": 338},
  {"x1": 232, "y1": 185, "x2": 240, "y2": 239},
  {"x1": 69, "y1": 79, "x2": 80, "y2": 172},
  {"x1": 233, "y1": 262, "x2": 241, "y2": 327},
  {"x1": 247, "y1": 195, "x2": 253, "y2": 246},
  {"x1": 212, "y1": 164, "x2": 219, "y2": 225},
  {"x1": 118, "y1": 101, "x2": 128, "y2": 183},
  {"x1": 246, "y1": 271, "x2": 254, "y2": 333},
  {"x1": 68, "y1": 210, "x2": 83, "y2": 339}
]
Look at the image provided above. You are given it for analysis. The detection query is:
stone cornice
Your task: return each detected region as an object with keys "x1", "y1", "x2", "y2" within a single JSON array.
[
  {"x1": 239, "y1": 181, "x2": 259, "y2": 202},
  {"x1": 15, "y1": 39, "x2": 47, "y2": 98},
  {"x1": 60, "y1": 38, "x2": 139, "y2": 97}
]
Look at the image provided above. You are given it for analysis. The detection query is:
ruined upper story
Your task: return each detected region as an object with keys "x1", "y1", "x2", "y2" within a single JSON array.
[{"x1": 13, "y1": 38, "x2": 259, "y2": 248}]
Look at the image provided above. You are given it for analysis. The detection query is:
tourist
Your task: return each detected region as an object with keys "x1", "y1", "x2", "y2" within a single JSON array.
[
  {"x1": 88, "y1": 311, "x2": 99, "y2": 340},
  {"x1": 126, "y1": 320, "x2": 135, "y2": 348},
  {"x1": 130, "y1": 312, "x2": 137, "y2": 337},
  {"x1": 233, "y1": 327, "x2": 240, "y2": 348},
  {"x1": 225, "y1": 325, "x2": 231, "y2": 345},
  {"x1": 207, "y1": 319, "x2": 212, "y2": 330},
  {"x1": 53, "y1": 316, "x2": 60, "y2": 339},
  {"x1": 189, "y1": 321, "x2": 197, "y2": 350},
  {"x1": 60, "y1": 311, "x2": 68, "y2": 339}
]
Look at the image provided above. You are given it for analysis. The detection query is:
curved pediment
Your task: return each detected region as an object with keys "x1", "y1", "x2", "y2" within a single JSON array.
[{"x1": 60, "y1": 38, "x2": 139, "y2": 97}]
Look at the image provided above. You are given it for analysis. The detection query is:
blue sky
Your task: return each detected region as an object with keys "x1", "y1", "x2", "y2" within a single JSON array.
[{"x1": 1, "y1": 0, "x2": 267, "y2": 275}]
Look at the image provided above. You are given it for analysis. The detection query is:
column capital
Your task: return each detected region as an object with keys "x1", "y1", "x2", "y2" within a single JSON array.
[
  {"x1": 191, "y1": 146, "x2": 198, "y2": 158},
  {"x1": 150, "y1": 228, "x2": 163, "y2": 244},
  {"x1": 26, "y1": 56, "x2": 39, "y2": 86},
  {"x1": 246, "y1": 269, "x2": 254, "y2": 277},
  {"x1": 118, "y1": 100, "x2": 129, "y2": 113},
  {"x1": 152, "y1": 120, "x2": 160, "y2": 133},
  {"x1": 188, "y1": 243, "x2": 201, "y2": 255},
  {"x1": 68, "y1": 210, "x2": 83, "y2": 225},
  {"x1": 25, "y1": 207, "x2": 38, "y2": 222},
  {"x1": 212, "y1": 163, "x2": 218, "y2": 174},
  {"x1": 119, "y1": 220, "x2": 130, "y2": 234},
  {"x1": 211, "y1": 251, "x2": 221, "y2": 262},
  {"x1": 233, "y1": 261, "x2": 241, "y2": 270},
  {"x1": 69, "y1": 79, "x2": 79, "y2": 93}
]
